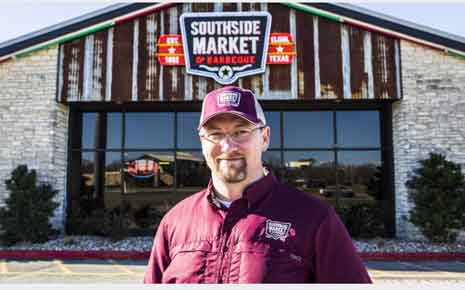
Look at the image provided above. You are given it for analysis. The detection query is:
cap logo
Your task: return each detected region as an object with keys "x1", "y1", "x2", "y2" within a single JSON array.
[
  {"x1": 217, "y1": 92, "x2": 241, "y2": 107},
  {"x1": 265, "y1": 219, "x2": 291, "y2": 242}
]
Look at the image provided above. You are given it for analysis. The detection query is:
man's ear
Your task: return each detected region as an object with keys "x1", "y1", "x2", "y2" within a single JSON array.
[{"x1": 261, "y1": 126, "x2": 271, "y2": 152}]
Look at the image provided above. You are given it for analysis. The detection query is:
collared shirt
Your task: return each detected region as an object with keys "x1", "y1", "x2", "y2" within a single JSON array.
[{"x1": 144, "y1": 173, "x2": 372, "y2": 283}]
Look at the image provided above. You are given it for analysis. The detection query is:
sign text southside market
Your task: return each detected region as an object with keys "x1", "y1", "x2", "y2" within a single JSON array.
[
  {"x1": 180, "y1": 12, "x2": 272, "y2": 85},
  {"x1": 191, "y1": 19, "x2": 260, "y2": 61}
]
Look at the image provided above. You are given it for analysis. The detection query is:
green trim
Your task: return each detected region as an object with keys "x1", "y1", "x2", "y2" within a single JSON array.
[
  {"x1": 16, "y1": 21, "x2": 114, "y2": 58},
  {"x1": 58, "y1": 21, "x2": 113, "y2": 44},
  {"x1": 447, "y1": 50, "x2": 465, "y2": 60},
  {"x1": 282, "y1": 2, "x2": 342, "y2": 23},
  {"x1": 16, "y1": 41, "x2": 60, "y2": 58}
]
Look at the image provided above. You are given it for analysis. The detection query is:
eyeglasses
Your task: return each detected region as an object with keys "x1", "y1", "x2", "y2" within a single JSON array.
[{"x1": 199, "y1": 126, "x2": 266, "y2": 144}]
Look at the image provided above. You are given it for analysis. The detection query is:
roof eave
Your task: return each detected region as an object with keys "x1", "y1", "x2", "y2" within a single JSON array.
[{"x1": 0, "y1": 3, "x2": 153, "y2": 58}]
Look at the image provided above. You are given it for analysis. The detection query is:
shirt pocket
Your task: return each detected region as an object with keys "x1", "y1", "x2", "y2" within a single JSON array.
[
  {"x1": 163, "y1": 240, "x2": 213, "y2": 283},
  {"x1": 229, "y1": 241, "x2": 308, "y2": 283}
]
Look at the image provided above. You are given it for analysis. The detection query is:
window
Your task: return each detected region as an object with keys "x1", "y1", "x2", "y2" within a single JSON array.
[
  {"x1": 264, "y1": 111, "x2": 281, "y2": 149},
  {"x1": 125, "y1": 113, "x2": 174, "y2": 149},
  {"x1": 177, "y1": 112, "x2": 202, "y2": 149},
  {"x1": 283, "y1": 111, "x2": 333, "y2": 148},
  {"x1": 70, "y1": 111, "x2": 209, "y2": 233},
  {"x1": 336, "y1": 111, "x2": 380, "y2": 148},
  {"x1": 81, "y1": 113, "x2": 98, "y2": 149},
  {"x1": 70, "y1": 109, "x2": 390, "y2": 236}
]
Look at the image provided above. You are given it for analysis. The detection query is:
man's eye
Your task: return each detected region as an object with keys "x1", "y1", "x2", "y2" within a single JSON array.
[
  {"x1": 235, "y1": 130, "x2": 251, "y2": 137},
  {"x1": 208, "y1": 132, "x2": 223, "y2": 138}
]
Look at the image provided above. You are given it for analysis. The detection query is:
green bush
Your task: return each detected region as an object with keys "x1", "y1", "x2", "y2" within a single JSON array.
[
  {"x1": 406, "y1": 153, "x2": 465, "y2": 243},
  {"x1": 0, "y1": 165, "x2": 59, "y2": 246}
]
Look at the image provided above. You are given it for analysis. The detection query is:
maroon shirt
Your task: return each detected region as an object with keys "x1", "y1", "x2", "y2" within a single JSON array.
[{"x1": 144, "y1": 173, "x2": 372, "y2": 283}]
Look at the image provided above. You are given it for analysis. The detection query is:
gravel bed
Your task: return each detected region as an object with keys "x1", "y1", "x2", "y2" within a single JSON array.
[{"x1": 0, "y1": 236, "x2": 464, "y2": 253}]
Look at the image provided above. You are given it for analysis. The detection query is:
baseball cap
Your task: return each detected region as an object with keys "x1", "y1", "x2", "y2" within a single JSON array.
[{"x1": 198, "y1": 86, "x2": 267, "y2": 129}]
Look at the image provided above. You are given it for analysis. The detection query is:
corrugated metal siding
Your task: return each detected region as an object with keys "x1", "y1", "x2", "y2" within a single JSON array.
[
  {"x1": 91, "y1": 30, "x2": 107, "y2": 101},
  {"x1": 318, "y1": 17, "x2": 343, "y2": 99},
  {"x1": 137, "y1": 12, "x2": 161, "y2": 101},
  {"x1": 111, "y1": 20, "x2": 133, "y2": 103},
  {"x1": 58, "y1": 3, "x2": 400, "y2": 102},
  {"x1": 61, "y1": 38, "x2": 85, "y2": 102},
  {"x1": 268, "y1": 4, "x2": 291, "y2": 93},
  {"x1": 295, "y1": 10, "x2": 315, "y2": 100},
  {"x1": 372, "y1": 33, "x2": 397, "y2": 99},
  {"x1": 162, "y1": 4, "x2": 185, "y2": 101},
  {"x1": 349, "y1": 26, "x2": 367, "y2": 99},
  {"x1": 222, "y1": 3, "x2": 238, "y2": 12}
]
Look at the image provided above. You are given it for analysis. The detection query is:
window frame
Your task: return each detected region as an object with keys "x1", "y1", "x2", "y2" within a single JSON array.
[{"x1": 66, "y1": 100, "x2": 395, "y2": 236}]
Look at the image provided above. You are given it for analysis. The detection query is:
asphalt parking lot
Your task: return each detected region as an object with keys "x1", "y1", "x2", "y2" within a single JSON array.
[{"x1": 0, "y1": 259, "x2": 465, "y2": 283}]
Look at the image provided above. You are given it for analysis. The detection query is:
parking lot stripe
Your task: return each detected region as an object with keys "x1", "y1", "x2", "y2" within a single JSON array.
[
  {"x1": 3, "y1": 271, "x2": 142, "y2": 276},
  {"x1": 369, "y1": 272, "x2": 465, "y2": 279},
  {"x1": 0, "y1": 260, "x2": 7, "y2": 274},
  {"x1": 54, "y1": 260, "x2": 72, "y2": 274},
  {"x1": 399, "y1": 262, "x2": 460, "y2": 277},
  {"x1": 108, "y1": 259, "x2": 136, "y2": 275}
]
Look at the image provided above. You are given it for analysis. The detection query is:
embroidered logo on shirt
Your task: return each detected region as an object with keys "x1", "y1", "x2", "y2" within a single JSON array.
[{"x1": 265, "y1": 219, "x2": 292, "y2": 242}]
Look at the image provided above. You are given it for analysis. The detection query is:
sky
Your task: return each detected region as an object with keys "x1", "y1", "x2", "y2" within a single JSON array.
[{"x1": 0, "y1": 2, "x2": 465, "y2": 44}]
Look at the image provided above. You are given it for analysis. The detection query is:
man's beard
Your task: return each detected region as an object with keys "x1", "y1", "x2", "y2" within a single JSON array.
[{"x1": 216, "y1": 158, "x2": 247, "y2": 183}]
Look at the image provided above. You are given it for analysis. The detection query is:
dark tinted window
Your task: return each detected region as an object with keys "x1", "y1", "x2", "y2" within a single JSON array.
[
  {"x1": 177, "y1": 112, "x2": 201, "y2": 149},
  {"x1": 82, "y1": 113, "x2": 97, "y2": 149},
  {"x1": 81, "y1": 152, "x2": 96, "y2": 197},
  {"x1": 264, "y1": 112, "x2": 280, "y2": 149},
  {"x1": 104, "y1": 152, "x2": 122, "y2": 208},
  {"x1": 107, "y1": 113, "x2": 122, "y2": 149},
  {"x1": 263, "y1": 150, "x2": 282, "y2": 177},
  {"x1": 125, "y1": 113, "x2": 174, "y2": 149},
  {"x1": 283, "y1": 112, "x2": 333, "y2": 148},
  {"x1": 337, "y1": 151, "x2": 381, "y2": 200},
  {"x1": 176, "y1": 151, "x2": 209, "y2": 188},
  {"x1": 283, "y1": 151, "x2": 336, "y2": 196},
  {"x1": 336, "y1": 111, "x2": 380, "y2": 147}
]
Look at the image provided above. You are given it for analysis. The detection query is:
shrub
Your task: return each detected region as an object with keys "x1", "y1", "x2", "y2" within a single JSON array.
[
  {"x1": 0, "y1": 165, "x2": 59, "y2": 246},
  {"x1": 405, "y1": 153, "x2": 465, "y2": 243}
]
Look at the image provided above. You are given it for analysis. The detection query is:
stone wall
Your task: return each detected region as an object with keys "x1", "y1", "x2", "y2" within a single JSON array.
[
  {"x1": 0, "y1": 46, "x2": 69, "y2": 231},
  {"x1": 393, "y1": 40, "x2": 465, "y2": 241}
]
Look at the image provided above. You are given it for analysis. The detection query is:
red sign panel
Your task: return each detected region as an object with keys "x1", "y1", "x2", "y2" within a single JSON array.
[
  {"x1": 157, "y1": 34, "x2": 185, "y2": 66},
  {"x1": 266, "y1": 33, "x2": 295, "y2": 65}
]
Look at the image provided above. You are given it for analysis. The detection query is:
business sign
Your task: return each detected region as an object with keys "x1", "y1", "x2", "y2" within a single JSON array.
[
  {"x1": 267, "y1": 33, "x2": 295, "y2": 64},
  {"x1": 157, "y1": 34, "x2": 185, "y2": 66},
  {"x1": 180, "y1": 12, "x2": 272, "y2": 85}
]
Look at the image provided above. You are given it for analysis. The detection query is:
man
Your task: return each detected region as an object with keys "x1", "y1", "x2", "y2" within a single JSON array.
[{"x1": 144, "y1": 86, "x2": 372, "y2": 283}]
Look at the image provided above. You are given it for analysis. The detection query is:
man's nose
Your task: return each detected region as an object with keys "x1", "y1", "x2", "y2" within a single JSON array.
[{"x1": 219, "y1": 135, "x2": 238, "y2": 152}]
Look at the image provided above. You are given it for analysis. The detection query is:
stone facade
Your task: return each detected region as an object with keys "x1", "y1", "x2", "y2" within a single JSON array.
[
  {"x1": 0, "y1": 46, "x2": 69, "y2": 231},
  {"x1": 393, "y1": 40, "x2": 465, "y2": 241}
]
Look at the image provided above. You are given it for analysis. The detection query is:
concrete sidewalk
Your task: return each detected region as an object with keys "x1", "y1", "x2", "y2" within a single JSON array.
[{"x1": 1, "y1": 259, "x2": 465, "y2": 283}]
